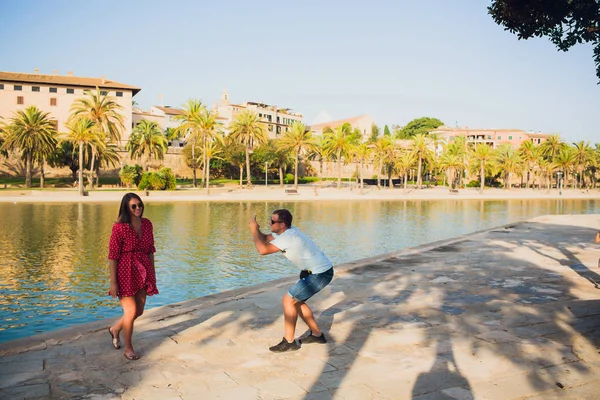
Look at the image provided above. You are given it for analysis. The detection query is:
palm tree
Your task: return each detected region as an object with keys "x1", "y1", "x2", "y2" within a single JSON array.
[
  {"x1": 3, "y1": 106, "x2": 57, "y2": 188},
  {"x1": 94, "y1": 143, "x2": 120, "y2": 187},
  {"x1": 70, "y1": 87, "x2": 125, "y2": 144},
  {"x1": 203, "y1": 134, "x2": 225, "y2": 195},
  {"x1": 440, "y1": 153, "x2": 463, "y2": 189},
  {"x1": 354, "y1": 142, "x2": 372, "y2": 193},
  {"x1": 277, "y1": 122, "x2": 316, "y2": 188},
  {"x1": 471, "y1": 143, "x2": 494, "y2": 193},
  {"x1": 572, "y1": 141, "x2": 594, "y2": 188},
  {"x1": 65, "y1": 117, "x2": 98, "y2": 196},
  {"x1": 196, "y1": 109, "x2": 221, "y2": 192},
  {"x1": 127, "y1": 119, "x2": 168, "y2": 171},
  {"x1": 408, "y1": 134, "x2": 432, "y2": 189},
  {"x1": 518, "y1": 141, "x2": 539, "y2": 189},
  {"x1": 173, "y1": 99, "x2": 204, "y2": 187},
  {"x1": 322, "y1": 125, "x2": 356, "y2": 188},
  {"x1": 372, "y1": 136, "x2": 394, "y2": 188},
  {"x1": 308, "y1": 136, "x2": 329, "y2": 186},
  {"x1": 395, "y1": 150, "x2": 416, "y2": 191},
  {"x1": 493, "y1": 144, "x2": 523, "y2": 189},
  {"x1": 228, "y1": 110, "x2": 267, "y2": 187},
  {"x1": 539, "y1": 134, "x2": 565, "y2": 162}
]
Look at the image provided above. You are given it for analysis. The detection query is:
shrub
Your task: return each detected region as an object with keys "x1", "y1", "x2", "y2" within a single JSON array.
[
  {"x1": 284, "y1": 173, "x2": 294, "y2": 184},
  {"x1": 159, "y1": 168, "x2": 177, "y2": 190},
  {"x1": 137, "y1": 168, "x2": 176, "y2": 191},
  {"x1": 466, "y1": 180, "x2": 480, "y2": 188},
  {"x1": 119, "y1": 164, "x2": 143, "y2": 188}
]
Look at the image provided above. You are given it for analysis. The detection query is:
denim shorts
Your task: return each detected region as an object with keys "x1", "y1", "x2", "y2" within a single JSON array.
[{"x1": 288, "y1": 268, "x2": 334, "y2": 302}]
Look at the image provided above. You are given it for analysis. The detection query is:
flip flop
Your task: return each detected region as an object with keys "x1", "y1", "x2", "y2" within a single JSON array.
[
  {"x1": 108, "y1": 327, "x2": 120, "y2": 349},
  {"x1": 124, "y1": 352, "x2": 140, "y2": 360}
]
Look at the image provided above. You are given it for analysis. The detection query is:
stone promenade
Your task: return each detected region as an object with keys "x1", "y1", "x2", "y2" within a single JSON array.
[{"x1": 1, "y1": 214, "x2": 600, "y2": 400}]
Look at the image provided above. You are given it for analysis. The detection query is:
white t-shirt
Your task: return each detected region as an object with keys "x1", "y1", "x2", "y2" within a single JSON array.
[{"x1": 271, "y1": 227, "x2": 332, "y2": 274}]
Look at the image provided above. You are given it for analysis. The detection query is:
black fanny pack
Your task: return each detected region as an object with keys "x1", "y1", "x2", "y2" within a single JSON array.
[{"x1": 299, "y1": 270, "x2": 312, "y2": 279}]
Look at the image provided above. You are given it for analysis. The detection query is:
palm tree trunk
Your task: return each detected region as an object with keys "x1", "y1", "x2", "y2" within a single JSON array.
[
  {"x1": 239, "y1": 165, "x2": 243, "y2": 188},
  {"x1": 205, "y1": 156, "x2": 211, "y2": 195},
  {"x1": 404, "y1": 173, "x2": 408, "y2": 191},
  {"x1": 480, "y1": 161, "x2": 485, "y2": 193},
  {"x1": 417, "y1": 156, "x2": 423, "y2": 189},
  {"x1": 78, "y1": 142, "x2": 84, "y2": 196},
  {"x1": 192, "y1": 141, "x2": 197, "y2": 188},
  {"x1": 336, "y1": 151, "x2": 342, "y2": 189},
  {"x1": 89, "y1": 150, "x2": 96, "y2": 189},
  {"x1": 294, "y1": 152, "x2": 299, "y2": 188},
  {"x1": 245, "y1": 149, "x2": 252, "y2": 187},
  {"x1": 279, "y1": 166, "x2": 284, "y2": 187},
  {"x1": 40, "y1": 158, "x2": 45, "y2": 189},
  {"x1": 360, "y1": 159, "x2": 364, "y2": 193},
  {"x1": 25, "y1": 152, "x2": 32, "y2": 188}
]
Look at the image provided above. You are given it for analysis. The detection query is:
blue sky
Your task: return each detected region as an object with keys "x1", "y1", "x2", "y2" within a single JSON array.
[{"x1": 1, "y1": 0, "x2": 598, "y2": 143}]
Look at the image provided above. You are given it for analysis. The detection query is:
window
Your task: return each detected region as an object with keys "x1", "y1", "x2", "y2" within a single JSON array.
[
  {"x1": 14, "y1": 85, "x2": 22, "y2": 91},
  {"x1": 487, "y1": 135, "x2": 492, "y2": 139},
  {"x1": 497, "y1": 136, "x2": 502, "y2": 140},
  {"x1": 67, "y1": 88, "x2": 74, "y2": 94},
  {"x1": 0, "y1": 84, "x2": 3, "y2": 89},
  {"x1": 17, "y1": 96, "x2": 24, "y2": 105},
  {"x1": 50, "y1": 98, "x2": 57, "y2": 106},
  {"x1": 116, "y1": 91, "x2": 123, "y2": 97},
  {"x1": 49, "y1": 87, "x2": 57, "y2": 93},
  {"x1": 32, "y1": 86, "x2": 40, "y2": 92},
  {"x1": 100, "y1": 90, "x2": 108, "y2": 95},
  {"x1": 508, "y1": 136, "x2": 513, "y2": 140}
]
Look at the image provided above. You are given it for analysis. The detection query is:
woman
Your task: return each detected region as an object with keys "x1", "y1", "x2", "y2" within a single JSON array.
[{"x1": 107, "y1": 193, "x2": 158, "y2": 360}]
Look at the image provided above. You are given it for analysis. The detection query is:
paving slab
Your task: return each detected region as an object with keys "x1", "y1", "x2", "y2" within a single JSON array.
[{"x1": 1, "y1": 214, "x2": 600, "y2": 399}]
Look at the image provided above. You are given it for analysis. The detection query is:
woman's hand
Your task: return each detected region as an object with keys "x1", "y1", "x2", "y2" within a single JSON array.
[{"x1": 109, "y1": 282, "x2": 119, "y2": 299}]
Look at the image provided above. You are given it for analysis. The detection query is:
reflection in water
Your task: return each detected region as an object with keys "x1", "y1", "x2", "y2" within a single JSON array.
[{"x1": 0, "y1": 199, "x2": 598, "y2": 343}]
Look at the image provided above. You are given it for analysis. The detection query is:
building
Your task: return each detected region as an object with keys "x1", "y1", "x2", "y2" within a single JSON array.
[
  {"x1": 0, "y1": 70, "x2": 140, "y2": 147},
  {"x1": 429, "y1": 126, "x2": 550, "y2": 149},
  {"x1": 213, "y1": 89, "x2": 303, "y2": 138},
  {"x1": 309, "y1": 114, "x2": 375, "y2": 141}
]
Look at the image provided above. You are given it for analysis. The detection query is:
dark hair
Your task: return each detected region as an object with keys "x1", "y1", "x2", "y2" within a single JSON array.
[
  {"x1": 272, "y1": 209, "x2": 292, "y2": 228},
  {"x1": 117, "y1": 192, "x2": 144, "y2": 223}
]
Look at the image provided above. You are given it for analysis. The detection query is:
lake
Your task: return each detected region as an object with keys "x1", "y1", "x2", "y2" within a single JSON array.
[{"x1": 0, "y1": 198, "x2": 598, "y2": 343}]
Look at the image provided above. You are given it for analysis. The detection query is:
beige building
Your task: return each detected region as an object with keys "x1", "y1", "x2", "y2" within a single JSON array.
[
  {"x1": 213, "y1": 89, "x2": 303, "y2": 138},
  {"x1": 309, "y1": 114, "x2": 375, "y2": 141},
  {"x1": 0, "y1": 70, "x2": 140, "y2": 147},
  {"x1": 430, "y1": 126, "x2": 550, "y2": 149}
]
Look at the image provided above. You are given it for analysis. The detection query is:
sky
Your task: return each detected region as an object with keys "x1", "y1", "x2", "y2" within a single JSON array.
[{"x1": 1, "y1": 0, "x2": 598, "y2": 143}]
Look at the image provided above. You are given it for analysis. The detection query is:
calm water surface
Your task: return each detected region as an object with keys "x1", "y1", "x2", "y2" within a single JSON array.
[{"x1": 1, "y1": 199, "x2": 598, "y2": 343}]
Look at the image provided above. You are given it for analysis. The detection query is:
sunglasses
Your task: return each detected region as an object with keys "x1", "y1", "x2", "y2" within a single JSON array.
[
  {"x1": 270, "y1": 219, "x2": 282, "y2": 224},
  {"x1": 130, "y1": 203, "x2": 144, "y2": 210}
]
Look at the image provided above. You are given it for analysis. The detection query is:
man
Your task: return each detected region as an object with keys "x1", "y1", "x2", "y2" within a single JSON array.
[{"x1": 249, "y1": 209, "x2": 334, "y2": 352}]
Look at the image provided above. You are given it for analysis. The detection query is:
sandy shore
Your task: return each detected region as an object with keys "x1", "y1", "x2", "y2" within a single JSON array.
[{"x1": 0, "y1": 185, "x2": 599, "y2": 203}]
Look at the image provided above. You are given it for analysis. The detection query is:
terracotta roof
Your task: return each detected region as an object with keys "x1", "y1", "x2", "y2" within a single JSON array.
[
  {"x1": 309, "y1": 114, "x2": 371, "y2": 131},
  {"x1": 153, "y1": 106, "x2": 184, "y2": 115},
  {"x1": 0, "y1": 71, "x2": 141, "y2": 95}
]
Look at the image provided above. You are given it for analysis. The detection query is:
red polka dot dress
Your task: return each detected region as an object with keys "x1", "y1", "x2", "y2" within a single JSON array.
[{"x1": 108, "y1": 218, "x2": 159, "y2": 297}]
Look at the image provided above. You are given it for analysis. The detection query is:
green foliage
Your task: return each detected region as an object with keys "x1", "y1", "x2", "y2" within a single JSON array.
[
  {"x1": 383, "y1": 125, "x2": 391, "y2": 136},
  {"x1": 397, "y1": 117, "x2": 444, "y2": 139},
  {"x1": 137, "y1": 167, "x2": 177, "y2": 191},
  {"x1": 119, "y1": 164, "x2": 143, "y2": 188},
  {"x1": 488, "y1": 0, "x2": 600, "y2": 82},
  {"x1": 466, "y1": 180, "x2": 480, "y2": 188},
  {"x1": 284, "y1": 173, "x2": 294, "y2": 183},
  {"x1": 369, "y1": 123, "x2": 380, "y2": 142},
  {"x1": 298, "y1": 176, "x2": 319, "y2": 183}
]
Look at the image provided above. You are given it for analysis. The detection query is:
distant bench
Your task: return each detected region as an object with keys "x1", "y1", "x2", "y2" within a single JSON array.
[
  {"x1": 285, "y1": 189, "x2": 299, "y2": 195},
  {"x1": 449, "y1": 189, "x2": 459, "y2": 195}
]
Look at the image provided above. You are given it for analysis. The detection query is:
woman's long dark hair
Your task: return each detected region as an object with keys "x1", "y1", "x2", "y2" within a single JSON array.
[{"x1": 117, "y1": 193, "x2": 144, "y2": 224}]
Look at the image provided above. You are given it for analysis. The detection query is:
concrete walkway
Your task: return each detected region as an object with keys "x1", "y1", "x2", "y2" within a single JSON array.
[{"x1": 1, "y1": 214, "x2": 600, "y2": 400}]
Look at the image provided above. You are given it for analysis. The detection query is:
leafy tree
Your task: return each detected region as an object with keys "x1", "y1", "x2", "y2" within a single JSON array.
[
  {"x1": 119, "y1": 164, "x2": 143, "y2": 188},
  {"x1": 127, "y1": 119, "x2": 168, "y2": 171},
  {"x1": 277, "y1": 121, "x2": 316, "y2": 188},
  {"x1": 228, "y1": 110, "x2": 267, "y2": 187},
  {"x1": 372, "y1": 136, "x2": 395, "y2": 188},
  {"x1": 369, "y1": 123, "x2": 380, "y2": 142},
  {"x1": 493, "y1": 143, "x2": 523, "y2": 189},
  {"x1": 354, "y1": 142, "x2": 372, "y2": 192},
  {"x1": 383, "y1": 125, "x2": 391, "y2": 137},
  {"x1": 397, "y1": 117, "x2": 444, "y2": 139},
  {"x1": 47, "y1": 140, "x2": 79, "y2": 181},
  {"x1": 395, "y1": 150, "x2": 416, "y2": 191},
  {"x1": 408, "y1": 133, "x2": 433, "y2": 189},
  {"x1": 488, "y1": 0, "x2": 600, "y2": 82},
  {"x1": 3, "y1": 106, "x2": 57, "y2": 188},
  {"x1": 471, "y1": 143, "x2": 494, "y2": 193}
]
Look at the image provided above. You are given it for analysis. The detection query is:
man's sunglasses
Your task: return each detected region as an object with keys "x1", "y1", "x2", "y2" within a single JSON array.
[
  {"x1": 130, "y1": 203, "x2": 144, "y2": 210},
  {"x1": 270, "y1": 219, "x2": 282, "y2": 224}
]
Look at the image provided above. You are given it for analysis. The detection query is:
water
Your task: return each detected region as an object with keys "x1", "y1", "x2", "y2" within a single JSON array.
[{"x1": 0, "y1": 199, "x2": 598, "y2": 343}]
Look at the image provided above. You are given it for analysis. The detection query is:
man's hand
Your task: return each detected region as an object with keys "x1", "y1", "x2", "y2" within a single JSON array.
[{"x1": 249, "y1": 214, "x2": 260, "y2": 232}]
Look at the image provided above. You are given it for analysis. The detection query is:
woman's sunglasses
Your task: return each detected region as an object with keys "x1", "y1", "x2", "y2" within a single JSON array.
[{"x1": 130, "y1": 203, "x2": 144, "y2": 210}]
